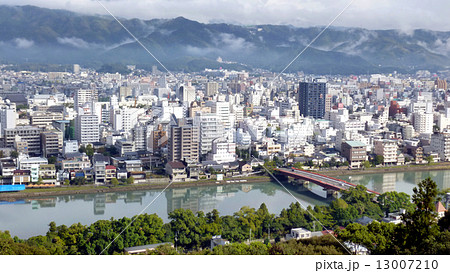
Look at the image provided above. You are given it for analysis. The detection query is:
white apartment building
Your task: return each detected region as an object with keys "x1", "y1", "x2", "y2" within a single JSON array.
[
  {"x1": 206, "y1": 101, "x2": 232, "y2": 129},
  {"x1": 74, "y1": 89, "x2": 97, "y2": 108},
  {"x1": 0, "y1": 101, "x2": 16, "y2": 137},
  {"x1": 193, "y1": 113, "x2": 224, "y2": 155},
  {"x1": 414, "y1": 112, "x2": 433, "y2": 134},
  {"x1": 76, "y1": 114, "x2": 99, "y2": 144},
  {"x1": 431, "y1": 132, "x2": 450, "y2": 161},
  {"x1": 374, "y1": 139, "x2": 398, "y2": 164},
  {"x1": 207, "y1": 139, "x2": 236, "y2": 164}
]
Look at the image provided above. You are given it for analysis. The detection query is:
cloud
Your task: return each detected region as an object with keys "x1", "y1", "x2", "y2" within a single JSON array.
[
  {"x1": 57, "y1": 36, "x2": 135, "y2": 51},
  {"x1": 14, "y1": 38, "x2": 34, "y2": 48},
  {"x1": 2, "y1": 0, "x2": 450, "y2": 31},
  {"x1": 213, "y1": 33, "x2": 255, "y2": 51},
  {"x1": 57, "y1": 37, "x2": 91, "y2": 48}
]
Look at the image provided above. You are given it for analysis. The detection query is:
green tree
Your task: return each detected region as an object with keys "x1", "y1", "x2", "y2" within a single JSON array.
[
  {"x1": 377, "y1": 191, "x2": 414, "y2": 216},
  {"x1": 48, "y1": 156, "x2": 57, "y2": 165},
  {"x1": 111, "y1": 178, "x2": 119, "y2": 186},
  {"x1": 425, "y1": 155, "x2": 434, "y2": 165},
  {"x1": 10, "y1": 150, "x2": 18, "y2": 159},
  {"x1": 374, "y1": 155, "x2": 384, "y2": 165},
  {"x1": 126, "y1": 177, "x2": 135, "y2": 184},
  {"x1": 362, "y1": 161, "x2": 371, "y2": 169},
  {"x1": 292, "y1": 162, "x2": 303, "y2": 169},
  {"x1": 402, "y1": 177, "x2": 440, "y2": 253},
  {"x1": 86, "y1": 144, "x2": 94, "y2": 158}
]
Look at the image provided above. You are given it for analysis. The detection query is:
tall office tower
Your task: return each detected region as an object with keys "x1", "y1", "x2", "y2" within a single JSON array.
[
  {"x1": 206, "y1": 82, "x2": 219, "y2": 96},
  {"x1": 298, "y1": 79, "x2": 327, "y2": 119},
  {"x1": 168, "y1": 118, "x2": 199, "y2": 163},
  {"x1": 74, "y1": 89, "x2": 98, "y2": 108},
  {"x1": 193, "y1": 113, "x2": 224, "y2": 155},
  {"x1": 75, "y1": 105, "x2": 99, "y2": 144}
]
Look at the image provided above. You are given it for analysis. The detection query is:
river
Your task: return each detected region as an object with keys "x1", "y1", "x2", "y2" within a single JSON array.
[{"x1": 0, "y1": 169, "x2": 449, "y2": 239}]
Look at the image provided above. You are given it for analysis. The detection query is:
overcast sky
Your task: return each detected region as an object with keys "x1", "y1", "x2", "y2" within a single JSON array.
[{"x1": 3, "y1": 0, "x2": 450, "y2": 31}]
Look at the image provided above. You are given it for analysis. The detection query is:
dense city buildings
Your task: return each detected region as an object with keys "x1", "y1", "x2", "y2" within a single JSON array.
[{"x1": 0, "y1": 63, "x2": 450, "y2": 187}]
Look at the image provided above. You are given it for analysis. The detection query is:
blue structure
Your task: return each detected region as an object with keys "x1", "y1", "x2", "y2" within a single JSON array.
[{"x1": 0, "y1": 185, "x2": 26, "y2": 192}]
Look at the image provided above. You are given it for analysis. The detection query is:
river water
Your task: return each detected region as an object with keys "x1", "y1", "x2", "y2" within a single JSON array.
[{"x1": 1, "y1": 169, "x2": 449, "y2": 239}]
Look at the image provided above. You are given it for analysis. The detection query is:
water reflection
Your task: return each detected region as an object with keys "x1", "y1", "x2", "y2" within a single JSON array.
[
  {"x1": 0, "y1": 182, "x2": 331, "y2": 238},
  {"x1": 340, "y1": 169, "x2": 449, "y2": 195}
]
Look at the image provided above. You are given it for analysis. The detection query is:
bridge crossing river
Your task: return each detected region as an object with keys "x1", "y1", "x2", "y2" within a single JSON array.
[{"x1": 276, "y1": 168, "x2": 380, "y2": 196}]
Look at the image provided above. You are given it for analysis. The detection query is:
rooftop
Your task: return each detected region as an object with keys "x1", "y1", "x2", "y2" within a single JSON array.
[{"x1": 345, "y1": 141, "x2": 366, "y2": 147}]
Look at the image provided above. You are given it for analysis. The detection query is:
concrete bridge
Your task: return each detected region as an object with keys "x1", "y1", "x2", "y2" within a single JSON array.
[{"x1": 276, "y1": 167, "x2": 380, "y2": 197}]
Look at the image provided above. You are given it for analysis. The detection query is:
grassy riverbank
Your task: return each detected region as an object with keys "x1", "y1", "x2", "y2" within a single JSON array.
[{"x1": 0, "y1": 175, "x2": 272, "y2": 201}]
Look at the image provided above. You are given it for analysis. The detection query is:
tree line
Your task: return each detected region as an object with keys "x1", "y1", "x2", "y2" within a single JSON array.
[{"x1": 0, "y1": 177, "x2": 448, "y2": 255}]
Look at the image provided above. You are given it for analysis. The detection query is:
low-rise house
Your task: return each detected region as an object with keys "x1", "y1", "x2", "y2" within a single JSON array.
[
  {"x1": 39, "y1": 164, "x2": 56, "y2": 184},
  {"x1": 211, "y1": 235, "x2": 230, "y2": 250},
  {"x1": 0, "y1": 160, "x2": 16, "y2": 178},
  {"x1": 13, "y1": 170, "x2": 31, "y2": 184},
  {"x1": 105, "y1": 165, "x2": 117, "y2": 182},
  {"x1": 238, "y1": 161, "x2": 252, "y2": 173},
  {"x1": 165, "y1": 161, "x2": 187, "y2": 182},
  {"x1": 287, "y1": 228, "x2": 311, "y2": 240},
  {"x1": 436, "y1": 201, "x2": 447, "y2": 219},
  {"x1": 116, "y1": 168, "x2": 128, "y2": 181},
  {"x1": 129, "y1": 171, "x2": 146, "y2": 182},
  {"x1": 125, "y1": 160, "x2": 142, "y2": 172}
]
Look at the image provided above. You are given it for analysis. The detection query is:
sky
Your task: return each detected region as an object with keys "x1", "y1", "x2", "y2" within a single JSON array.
[{"x1": 2, "y1": 0, "x2": 450, "y2": 31}]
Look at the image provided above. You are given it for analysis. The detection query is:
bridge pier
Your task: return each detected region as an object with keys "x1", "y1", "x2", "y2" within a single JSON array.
[{"x1": 325, "y1": 189, "x2": 339, "y2": 198}]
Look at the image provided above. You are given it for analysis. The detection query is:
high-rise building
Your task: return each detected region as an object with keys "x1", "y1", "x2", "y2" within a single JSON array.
[
  {"x1": 0, "y1": 101, "x2": 16, "y2": 137},
  {"x1": 168, "y1": 118, "x2": 199, "y2": 163},
  {"x1": 206, "y1": 101, "x2": 231, "y2": 129},
  {"x1": 74, "y1": 89, "x2": 98, "y2": 108},
  {"x1": 132, "y1": 124, "x2": 147, "y2": 151},
  {"x1": 298, "y1": 79, "x2": 327, "y2": 119},
  {"x1": 414, "y1": 112, "x2": 433, "y2": 134},
  {"x1": 75, "y1": 105, "x2": 99, "y2": 144},
  {"x1": 206, "y1": 82, "x2": 219, "y2": 96},
  {"x1": 193, "y1": 113, "x2": 224, "y2": 155}
]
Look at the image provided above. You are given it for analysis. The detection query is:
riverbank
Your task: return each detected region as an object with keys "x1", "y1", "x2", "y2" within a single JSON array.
[
  {"x1": 0, "y1": 175, "x2": 272, "y2": 201},
  {"x1": 316, "y1": 162, "x2": 450, "y2": 177}
]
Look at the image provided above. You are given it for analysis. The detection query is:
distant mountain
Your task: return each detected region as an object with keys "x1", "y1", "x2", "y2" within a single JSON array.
[{"x1": 1, "y1": 5, "x2": 450, "y2": 74}]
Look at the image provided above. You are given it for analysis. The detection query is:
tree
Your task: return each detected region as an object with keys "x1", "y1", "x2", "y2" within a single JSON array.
[
  {"x1": 126, "y1": 177, "x2": 135, "y2": 184},
  {"x1": 86, "y1": 144, "x2": 94, "y2": 158},
  {"x1": 425, "y1": 155, "x2": 434, "y2": 165},
  {"x1": 374, "y1": 155, "x2": 384, "y2": 165},
  {"x1": 48, "y1": 156, "x2": 57, "y2": 165},
  {"x1": 292, "y1": 162, "x2": 303, "y2": 169},
  {"x1": 79, "y1": 145, "x2": 86, "y2": 153},
  {"x1": 10, "y1": 150, "x2": 18, "y2": 159},
  {"x1": 111, "y1": 178, "x2": 119, "y2": 186},
  {"x1": 377, "y1": 191, "x2": 414, "y2": 216},
  {"x1": 362, "y1": 161, "x2": 371, "y2": 169},
  {"x1": 402, "y1": 177, "x2": 439, "y2": 253}
]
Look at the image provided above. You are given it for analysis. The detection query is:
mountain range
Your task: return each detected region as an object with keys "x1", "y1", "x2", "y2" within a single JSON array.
[{"x1": 1, "y1": 5, "x2": 450, "y2": 74}]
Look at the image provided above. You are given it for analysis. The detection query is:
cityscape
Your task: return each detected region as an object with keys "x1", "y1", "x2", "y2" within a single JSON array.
[{"x1": 0, "y1": 1, "x2": 449, "y2": 259}]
